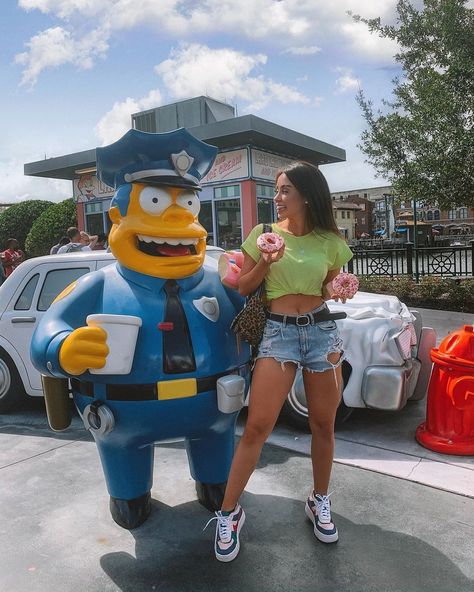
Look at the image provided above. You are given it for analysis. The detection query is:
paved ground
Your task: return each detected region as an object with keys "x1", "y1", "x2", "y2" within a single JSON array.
[
  {"x1": 0, "y1": 418, "x2": 473, "y2": 592},
  {"x1": 0, "y1": 306, "x2": 473, "y2": 591}
]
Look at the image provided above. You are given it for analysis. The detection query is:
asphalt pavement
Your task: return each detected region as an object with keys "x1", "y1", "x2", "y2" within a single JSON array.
[{"x1": 0, "y1": 306, "x2": 473, "y2": 592}]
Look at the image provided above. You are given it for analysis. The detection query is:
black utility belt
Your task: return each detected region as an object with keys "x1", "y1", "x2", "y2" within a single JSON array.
[
  {"x1": 266, "y1": 309, "x2": 347, "y2": 327},
  {"x1": 71, "y1": 366, "x2": 247, "y2": 402}
]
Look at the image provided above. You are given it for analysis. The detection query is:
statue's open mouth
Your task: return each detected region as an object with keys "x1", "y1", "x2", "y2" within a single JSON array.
[{"x1": 137, "y1": 234, "x2": 198, "y2": 257}]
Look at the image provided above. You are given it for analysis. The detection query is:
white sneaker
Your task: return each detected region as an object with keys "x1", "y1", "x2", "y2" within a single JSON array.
[
  {"x1": 204, "y1": 504, "x2": 246, "y2": 562},
  {"x1": 305, "y1": 491, "x2": 338, "y2": 543}
]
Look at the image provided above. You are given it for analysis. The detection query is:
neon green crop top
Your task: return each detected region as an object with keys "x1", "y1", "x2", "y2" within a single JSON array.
[{"x1": 241, "y1": 223, "x2": 353, "y2": 300}]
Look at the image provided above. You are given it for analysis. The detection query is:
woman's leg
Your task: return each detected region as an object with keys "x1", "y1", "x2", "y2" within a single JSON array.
[
  {"x1": 221, "y1": 357, "x2": 297, "y2": 511},
  {"x1": 304, "y1": 354, "x2": 342, "y2": 494}
]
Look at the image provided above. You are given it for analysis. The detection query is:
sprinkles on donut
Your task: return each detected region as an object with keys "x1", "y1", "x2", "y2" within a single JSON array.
[
  {"x1": 257, "y1": 232, "x2": 285, "y2": 254},
  {"x1": 331, "y1": 272, "x2": 359, "y2": 299}
]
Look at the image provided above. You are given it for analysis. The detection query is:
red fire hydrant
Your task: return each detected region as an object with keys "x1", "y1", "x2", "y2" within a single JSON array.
[{"x1": 416, "y1": 325, "x2": 474, "y2": 455}]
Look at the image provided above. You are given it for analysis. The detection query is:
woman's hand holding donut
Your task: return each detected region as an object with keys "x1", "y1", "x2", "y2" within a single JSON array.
[
  {"x1": 322, "y1": 280, "x2": 347, "y2": 304},
  {"x1": 261, "y1": 242, "x2": 285, "y2": 265}
]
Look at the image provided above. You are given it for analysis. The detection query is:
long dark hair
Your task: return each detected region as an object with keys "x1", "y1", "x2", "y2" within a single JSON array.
[{"x1": 276, "y1": 161, "x2": 340, "y2": 234}]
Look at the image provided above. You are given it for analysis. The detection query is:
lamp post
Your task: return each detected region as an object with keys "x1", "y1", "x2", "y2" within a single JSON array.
[
  {"x1": 412, "y1": 198, "x2": 420, "y2": 282},
  {"x1": 383, "y1": 193, "x2": 390, "y2": 238}
]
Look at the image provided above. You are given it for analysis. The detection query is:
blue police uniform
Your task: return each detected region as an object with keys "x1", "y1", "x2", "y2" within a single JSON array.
[{"x1": 31, "y1": 261, "x2": 249, "y2": 518}]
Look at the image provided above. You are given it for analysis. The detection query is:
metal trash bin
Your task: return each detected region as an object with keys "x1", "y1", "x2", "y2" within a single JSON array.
[{"x1": 416, "y1": 325, "x2": 474, "y2": 455}]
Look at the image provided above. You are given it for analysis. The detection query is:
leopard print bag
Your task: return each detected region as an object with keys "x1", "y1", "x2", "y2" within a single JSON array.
[
  {"x1": 230, "y1": 284, "x2": 267, "y2": 347},
  {"x1": 230, "y1": 224, "x2": 271, "y2": 348}
]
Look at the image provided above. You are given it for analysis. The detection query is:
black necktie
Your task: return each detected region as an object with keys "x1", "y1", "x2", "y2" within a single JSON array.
[{"x1": 162, "y1": 280, "x2": 196, "y2": 374}]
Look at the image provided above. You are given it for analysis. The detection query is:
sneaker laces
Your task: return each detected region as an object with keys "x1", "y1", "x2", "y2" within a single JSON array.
[
  {"x1": 203, "y1": 512, "x2": 233, "y2": 543},
  {"x1": 315, "y1": 492, "x2": 333, "y2": 523}
]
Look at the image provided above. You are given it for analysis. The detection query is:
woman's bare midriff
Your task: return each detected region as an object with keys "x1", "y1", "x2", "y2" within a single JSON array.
[{"x1": 268, "y1": 293, "x2": 325, "y2": 315}]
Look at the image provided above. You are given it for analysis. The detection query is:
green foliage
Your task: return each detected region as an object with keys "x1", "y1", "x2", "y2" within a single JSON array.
[
  {"x1": 352, "y1": 0, "x2": 474, "y2": 210},
  {"x1": 414, "y1": 275, "x2": 451, "y2": 300},
  {"x1": 0, "y1": 200, "x2": 54, "y2": 253},
  {"x1": 25, "y1": 198, "x2": 77, "y2": 257},
  {"x1": 443, "y1": 278, "x2": 474, "y2": 311},
  {"x1": 359, "y1": 274, "x2": 473, "y2": 312}
]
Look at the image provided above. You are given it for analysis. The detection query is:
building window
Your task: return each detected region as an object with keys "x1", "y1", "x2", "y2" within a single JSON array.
[
  {"x1": 257, "y1": 198, "x2": 276, "y2": 224},
  {"x1": 341, "y1": 211, "x2": 346, "y2": 219},
  {"x1": 256, "y1": 184, "x2": 274, "y2": 198},
  {"x1": 214, "y1": 185, "x2": 240, "y2": 199},
  {"x1": 85, "y1": 201, "x2": 106, "y2": 235},
  {"x1": 215, "y1": 198, "x2": 242, "y2": 250},
  {"x1": 448, "y1": 209, "x2": 456, "y2": 220},
  {"x1": 458, "y1": 207, "x2": 468, "y2": 219},
  {"x1": 427, "y1": 210, "x2": 433, "y2": 220},
  {"x1": 200, "y1": 201, "x2": 214, "y2": 244},
  {"x1": 434, "y1": 209, "x2": 440, "y2": 220},
  {"x1": 361, "y1": 217, "x2": 365, "y2": 225}
]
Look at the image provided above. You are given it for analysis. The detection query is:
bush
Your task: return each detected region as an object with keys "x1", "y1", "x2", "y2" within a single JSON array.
[
  {"x1": 25, "y1": 198, "x2": 77, "y2": 257},
  {"x1": 0, "y1": 200, "x2": 53, "y2": 253},
  {"x1": 358, "y1": 274, "x2": 473, "y2": 313},
  {"x1": 413, "y1": 276, "x2": 451, "y2": 301},
  {"x1": 444, "y1": 279, "x2": 474, "y2": 313}
]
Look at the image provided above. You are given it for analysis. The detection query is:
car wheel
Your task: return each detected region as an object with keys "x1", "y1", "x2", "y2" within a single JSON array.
[
  {"x1": 280, "y1": 361, "x2": 353, "y2": 431},
  {"x1": 0, "y1": 351, "x2": 26, "y2": 412}
]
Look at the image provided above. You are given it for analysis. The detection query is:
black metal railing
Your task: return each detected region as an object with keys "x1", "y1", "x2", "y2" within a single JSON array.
[{"x1": 345, "y1": 241, "x2": 474, "y2": 280}]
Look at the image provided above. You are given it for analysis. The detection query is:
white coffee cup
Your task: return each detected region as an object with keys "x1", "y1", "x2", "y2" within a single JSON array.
[{"x1": 86, "y1": 314, "x2": 142, "y2": 375}]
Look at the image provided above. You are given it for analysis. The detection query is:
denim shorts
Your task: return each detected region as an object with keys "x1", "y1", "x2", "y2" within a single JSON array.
[{"x1": 256, "y1": 304, "x2": 345, "y2": 373}]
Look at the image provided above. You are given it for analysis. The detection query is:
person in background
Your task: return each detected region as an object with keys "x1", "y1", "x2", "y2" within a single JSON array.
[
  {"x1": 208, "y1": 161, "x2": 353, "y2": 562},
  {"x1": 50, "y1": 236, "x2": 70, "y2": 255},
  {"x1": 79, "y1": 231, "x2": 98, "y2": 250},
  {"x1": 57, "y1": 227, "x2": 97, "y2": 253},
  {"x1": 0, "y1": 255, "x2": 6, "y2": 286},
  {"x1": 2, "y1": 238, "x2": 24, "y2": 277},
  {"x1": 92, "y1": 232, "x2": 108, "y2": 250}
]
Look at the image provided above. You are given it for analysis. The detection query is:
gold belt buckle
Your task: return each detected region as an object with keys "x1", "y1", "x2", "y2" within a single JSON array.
[{"x1": 157, "y1": 378, "x2": 197, "y2": 400}]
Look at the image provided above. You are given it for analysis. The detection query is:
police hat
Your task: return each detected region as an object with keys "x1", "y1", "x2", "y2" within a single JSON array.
[{"x1": 96, "y1": 128, "x2": 217, "y2": 190}]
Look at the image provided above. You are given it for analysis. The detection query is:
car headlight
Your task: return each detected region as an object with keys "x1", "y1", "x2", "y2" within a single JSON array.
[{"x1": 395, "y1": 326, "x2": 414, "y2": 360}]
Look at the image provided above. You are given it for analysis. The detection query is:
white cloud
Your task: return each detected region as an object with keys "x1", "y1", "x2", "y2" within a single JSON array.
[
  {"x1": 95, "y1": 89, "x2": 164, "y2": 145},
  {"x1": 19, "y1": 0, "x2": 105, "y2": 18},
  {"x1": 155, "y1": 43, "x2": 310, "y2": 111},
  {"x1": 341, "y1": 21, "x2": 399, "y2": 64},
  {"x1": 15, "y1": 25, "x2": 109, "y2": 87},
  {"x1": 0, "y1": 158, "x2": 71, "y2": 203},
  {"x1": 334, "y1": 67, "x2": 360, "y2": 94},
  {"x1": 16, "y1": 1, "x2": 401, "y2": 84},
  {"x1": 282, "y1": 46, "x2": 321, "y2": 56}
]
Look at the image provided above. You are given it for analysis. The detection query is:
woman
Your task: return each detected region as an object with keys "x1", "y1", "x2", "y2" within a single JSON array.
[{"x1": 207, "y1": 161, "x2": 353, "y2": 562}]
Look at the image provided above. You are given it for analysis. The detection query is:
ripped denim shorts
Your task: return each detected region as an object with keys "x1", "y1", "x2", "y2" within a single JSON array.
[{"x1": 256, "y1": 303, "x2": 345, "y2": 374}]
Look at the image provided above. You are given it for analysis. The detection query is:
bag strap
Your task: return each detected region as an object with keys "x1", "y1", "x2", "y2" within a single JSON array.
[{"x1": 250, "y1": 222, "x2": 273, "y2": 299}]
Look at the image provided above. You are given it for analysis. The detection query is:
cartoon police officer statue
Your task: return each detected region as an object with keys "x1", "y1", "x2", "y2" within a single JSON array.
[{"x1": 31, "y1": 128, "x2": 250, "y2": 529}]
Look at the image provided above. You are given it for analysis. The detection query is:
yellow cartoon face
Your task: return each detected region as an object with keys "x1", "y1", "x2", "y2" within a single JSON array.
[{"x1": 108, "y1": 183, "x2": 207, "y2": 279}]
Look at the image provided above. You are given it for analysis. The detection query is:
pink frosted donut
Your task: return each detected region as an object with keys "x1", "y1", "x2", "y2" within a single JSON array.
[
  {"x1": 332, "y1": 272, "x2": 359, "y2": 299},
  {"x1": 257, "y1": 232, "x2": 284, "y2": 254},
  {"x1": 218, "y1": 252, "x2": 242, "y2": 289}
]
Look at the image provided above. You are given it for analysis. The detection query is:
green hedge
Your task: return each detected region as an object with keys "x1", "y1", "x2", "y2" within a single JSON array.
[
  {"x1": 0, "y1": 200, "x2": 53, "y2": 253},
  {"x1": 358, "y1": 275, "x2": 474, "y2": 313},
  {"x1": 25, "y1": 198, "x2": 77, "y2": 258}
]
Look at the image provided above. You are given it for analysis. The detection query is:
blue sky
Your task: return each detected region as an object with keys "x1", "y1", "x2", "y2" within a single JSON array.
[{"x1": 1, "y1": 0, "x2": 410, "y2": 203}]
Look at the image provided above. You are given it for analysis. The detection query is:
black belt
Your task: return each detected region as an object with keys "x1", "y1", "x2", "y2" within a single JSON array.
[
  {"x1": 71, "y1": 366, "x2": 247, "y2": 401},
  {"x1": 266, "y1": 308, "x2": 347, "y2": 326}
]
